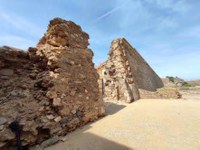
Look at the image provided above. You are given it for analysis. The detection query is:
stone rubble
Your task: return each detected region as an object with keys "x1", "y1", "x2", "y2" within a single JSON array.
[
  {"x1": 139, "y1": 87, "x2": 182, "y2": 99},
  {"x1": 0, "y1": 18, "x2": 104, "y2": 149}
]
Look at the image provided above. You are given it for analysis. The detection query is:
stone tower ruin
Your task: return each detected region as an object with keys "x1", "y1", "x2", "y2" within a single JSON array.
[
  {"x1": 97, "y1": 38, "x2": 164, "y2": 103},
  {"x1": 0, "y1": 18, "x2": 104, "y2": 149}
]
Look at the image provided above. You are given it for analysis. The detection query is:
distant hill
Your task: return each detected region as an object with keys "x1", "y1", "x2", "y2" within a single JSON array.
[{"x1": 162, "y1": 76, "x2": 187, "y2": 87}]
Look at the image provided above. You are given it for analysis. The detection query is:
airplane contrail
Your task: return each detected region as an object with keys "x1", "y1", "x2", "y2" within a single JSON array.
[
  {"x1": 93, "y1": 1, "x2": 130, "y2": 23},
  {"x1": 94, "y1": 6, "x2": 122, "y2": 22}
]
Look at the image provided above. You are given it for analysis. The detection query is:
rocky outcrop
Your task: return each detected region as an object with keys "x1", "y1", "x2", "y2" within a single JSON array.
[
  {"x1": 0, "y1": 18, "x2": 104, "y2": 149},
  {"x1": 97, "y1": 38, "x2": 180, "y2": 102}
]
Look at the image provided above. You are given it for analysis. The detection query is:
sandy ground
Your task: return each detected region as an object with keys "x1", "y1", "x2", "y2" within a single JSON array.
[{"x1": 42, "y1": 89, "x2": 200, "y2": 150}]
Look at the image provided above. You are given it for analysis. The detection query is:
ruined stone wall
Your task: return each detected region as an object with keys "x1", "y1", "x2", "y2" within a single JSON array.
[
  {"x1": 122, "y1": 39, "x2": 164, "y2": 91},
  {"x1": 97, "y1": 38, "x2": 164, "y2": 102},
  {"x1": 0, "y1": 18, "x2": 104, "y2": 149},
  {"x1": 97, "y1": 38, "x2": 140, "y2": 103}
]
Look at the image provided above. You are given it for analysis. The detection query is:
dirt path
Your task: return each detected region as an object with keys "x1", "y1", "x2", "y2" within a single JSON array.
[{"x1": 44, "y1": 99, "x2": 200, "y2": 150}]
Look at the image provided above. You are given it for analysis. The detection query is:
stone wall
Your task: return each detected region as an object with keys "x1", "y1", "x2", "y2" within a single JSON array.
[
  {"x1": 97, "y1": 38, "x2": 169, "y2": 102},
  {"x1": 0, "y1": 18, "x2": 104, "y2": 149},
  {"x1": 123, "y1": 39, "x2": 164, "y2": 91}
]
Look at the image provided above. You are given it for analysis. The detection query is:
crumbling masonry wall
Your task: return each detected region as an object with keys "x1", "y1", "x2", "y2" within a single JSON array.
[
  {"x1": 0, "y1": 18, "x2": 104, "y2": 149},
  {"x1": 97, "y1": 38, "x2": 168, "y2": 102}
]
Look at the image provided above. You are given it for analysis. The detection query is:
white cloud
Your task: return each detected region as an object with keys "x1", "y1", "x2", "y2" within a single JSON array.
[
  {"x1": 93, "y1": 6, "x2": 122, "y2": 22},
  {"x1": 0, "y1": 35, "x2": 35, "y2": 50},
  {"x1": 92, "y1": 1, "x2": 130, "y2": 23},
  {"x1": 157, "y1": 17, "x2": 178, "y2": 31},
  {"x1": 117, "y1": 0, "x2": 151, "y2": 29},
  {"x1": 178, "y1": 26, "x2": 200, "y2": 38},
  {"x1": 151, "y1": 0, "x2": 190, "y2": 14},
  {"x1": 0, "y1": 12, "x2": 43, "y2": 38},
  {"x1": 113, "y1": 0, "x2": 179, "y2": 31}
]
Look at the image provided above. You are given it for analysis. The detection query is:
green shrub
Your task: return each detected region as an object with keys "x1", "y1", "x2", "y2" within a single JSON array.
[
  {"x1": 166, "y1": 76, "x2": 174, "y2": 82},
  {"x1": 182, "y1": 82, "x2": 192, "y2": 87}
]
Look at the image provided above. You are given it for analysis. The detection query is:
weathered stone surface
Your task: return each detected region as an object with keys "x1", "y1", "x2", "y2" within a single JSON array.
[
  {"x1": 37, "y1": 18, "x2": 89, "y2": 49},
  {"x1": 54, "y1": 116, "x2": 62, "y2": 122},
  {"x1": 0, "y1": 142, "x2": 6, "y2": 148},
  {"x1": 52, "y1": 98, "x2": 62, "y2": 106},
  {"x1": 41, "y1": 136, "x2": 60, "y2": 148},
  {"x1": 0, "y1": 125, "x2": 4, "y2": 130},
  {"x1": 46, "y1": 114, "x2": 54, "y2": 120},
  {"x1": 0, "y1": 18, "x2": 104, "y2": 149},
  {"x1": 0, "y1": 117, "x2": 7, "y2": 125},
  {"x1": 0, "y1": 128, "x2": 15, "y2": 141},
  {"x1": 0, "y1": 68, "x2": 14, "y2": 76},
  {"x1": 67, "y1": 118, "x2": 80, "y2": 128},
  {"x1": 97, "y1": 38, "x2": 179, "y2": 102}
]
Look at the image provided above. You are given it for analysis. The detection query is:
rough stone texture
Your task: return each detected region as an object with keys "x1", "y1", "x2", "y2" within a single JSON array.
[
  {"x1": 97, "y1": 38, "x2": 180, "y2": 102},
  {"x1": 41, "y1": 136, "x2": 60, "y2": 148},
  {"x1": 0, "y1": 18, "x2": 104, "y2": 149}
]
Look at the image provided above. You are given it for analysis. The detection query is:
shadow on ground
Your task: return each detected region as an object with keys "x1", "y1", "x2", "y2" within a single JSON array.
[
  {"x1": 104, "y1": 102, "x2": 126, "y2": 115},
  {"x1": 31, "y1": 102, "x2": 128, "y2": 150},
  {"x1": 45, "y1": 132, "x2": 131, "y2": 150}
]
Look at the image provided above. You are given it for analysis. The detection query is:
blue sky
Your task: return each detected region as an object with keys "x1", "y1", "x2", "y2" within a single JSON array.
[{"x1": 0, "y1": 0, "x2": 200, "y2": 80}]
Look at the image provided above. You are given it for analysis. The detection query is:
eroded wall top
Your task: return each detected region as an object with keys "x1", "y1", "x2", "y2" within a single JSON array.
[{"x1": 37, "y1": 18, "x2": 89, "y2": 49}]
